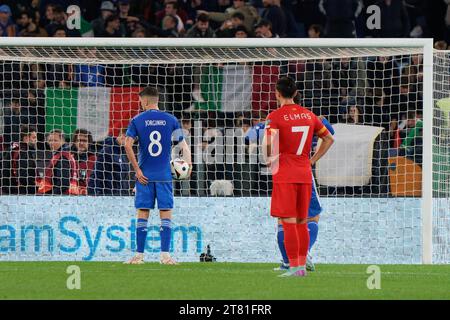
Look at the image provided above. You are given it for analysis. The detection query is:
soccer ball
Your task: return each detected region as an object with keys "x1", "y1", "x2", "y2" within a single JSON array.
[{"x1": 170, "y1": 158, "x2": 190, "y2": 180}]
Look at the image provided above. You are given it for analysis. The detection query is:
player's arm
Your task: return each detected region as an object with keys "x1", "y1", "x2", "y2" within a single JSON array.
[
  {"x1": 310, "y1": 117, "x2": 334, "y2": 166},
  {"x1": 262, "y1": 127, "x2": 278, "y2": 165},
  {"x1": 124, "y1": 135, "x2": 148, "y2": 185},
  {"x1": 319, "y1": 115, "x2": 335, "y2": 136}
]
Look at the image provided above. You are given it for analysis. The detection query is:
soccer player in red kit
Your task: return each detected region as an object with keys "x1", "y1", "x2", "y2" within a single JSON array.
[{"x1": 263, "y1": 77, "x2": 334, "y2": 277}]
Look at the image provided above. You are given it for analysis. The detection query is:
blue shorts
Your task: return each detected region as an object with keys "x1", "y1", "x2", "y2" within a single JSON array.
[
  {"x1": 308, "y1": 179, "x2": 322, "y2": 218},
  {"x1": 135, "y1": 181, "x2": 173, "y2": 210}
]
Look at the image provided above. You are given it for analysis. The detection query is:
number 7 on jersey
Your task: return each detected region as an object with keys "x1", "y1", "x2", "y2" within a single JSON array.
[{"x1": 292, "y1": 126, "x2": 310, "y2": 155}]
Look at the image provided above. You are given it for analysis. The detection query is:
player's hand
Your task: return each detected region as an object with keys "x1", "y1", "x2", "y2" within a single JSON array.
[
  {"x1": 310, "y1": 159, "x2": 316, "y2": 167},
  {"x1": 136, "y1": 169, "x2": 149, "y2": 185}
]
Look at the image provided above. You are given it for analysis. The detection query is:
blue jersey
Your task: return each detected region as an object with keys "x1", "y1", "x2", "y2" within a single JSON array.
[
  {"x1": 309, "y1": 117, "x2": 335, "y2": 217},
  {"x1": 126, "y1": 109, "x2": 183, "y2": 182},
  {"x1": 312, "y1": 117, "x2": 334, "y2": 149}
]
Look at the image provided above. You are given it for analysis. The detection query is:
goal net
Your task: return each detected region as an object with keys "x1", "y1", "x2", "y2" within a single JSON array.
[{"x1": 0, "y1": 38, "x2": 447, "y2": 264}]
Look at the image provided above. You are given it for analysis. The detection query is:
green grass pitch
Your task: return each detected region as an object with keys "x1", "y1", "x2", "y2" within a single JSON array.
[{"x1": 0, "y1": 262, "x2": 449, "y2": 300}]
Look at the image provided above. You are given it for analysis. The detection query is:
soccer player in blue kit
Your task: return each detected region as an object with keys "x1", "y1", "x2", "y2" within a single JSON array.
[
  {"x1": 124, "y1": 87, "x2": 191, "y2": 265},
  {"x1": 274, "y1": 115, "x2": 335, "y2": 272}
]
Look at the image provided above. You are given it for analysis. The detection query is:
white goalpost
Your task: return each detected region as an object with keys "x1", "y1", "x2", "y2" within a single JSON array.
[{"x1": 0, "y1": 37, "x2": 446, "y2": 264}]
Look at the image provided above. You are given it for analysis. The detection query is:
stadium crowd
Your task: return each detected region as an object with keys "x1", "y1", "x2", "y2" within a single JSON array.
[
  {"x1": 0, "y1": 0, "x2": 446, "y2": 196},
  {"x1": 0, "y1": 0, "x2": 448, "y2": 43}
]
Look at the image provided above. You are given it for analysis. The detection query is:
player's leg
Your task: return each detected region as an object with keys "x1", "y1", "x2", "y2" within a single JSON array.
[
  {"x1": 306, "y1": 180, "x2": 322, "y2": 271},
  {"x1": 274, "y1": 218, "x2": 290, "y2": 271},
  {"x1": 124, "y1": 182, "x2": 155, "y2": 264},
  {"x1": 279, "y1": 183, "x2": 312, "y2": 277},
  {"x1": 278, "y1": 216, "x2": 304, "y2": 277},
  {"x1": 306, "y1": 215, "x2": 319, "y2": 271},
  {"x1": 295, "y1": 184, "x2": 312, "y2": 268},
  {"x1": 308, "y1": 180, "x2": 322, "y2": 251},
  {"x1": 271, "y1": 183, "x2": 304, "y2": 276},
  {"x1": 156, "y1": 181, "x2": 178, "y2": 265}
]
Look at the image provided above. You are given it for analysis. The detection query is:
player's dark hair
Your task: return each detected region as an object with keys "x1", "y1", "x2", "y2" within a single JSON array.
[
  {"x1": 231, "y1": 12, "x2": 245, "y2": 21},
  {"x1": 139, "y1": 86, "x2": 159, "y2": 98},
  {"x1": 72, "y1": 128, "x2": 93, "y2": 144},
  {"x1": 276, "y1": 77, "x2": 298, "y2": 99}
]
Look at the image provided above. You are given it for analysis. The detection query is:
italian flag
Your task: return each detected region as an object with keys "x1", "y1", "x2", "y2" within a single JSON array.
[
  {"x1": 194, "y1": 64, "x2": 280, "y2": 112},
  {"x1": 45, "y1": 87, "x2": 141, "y2": 141}
]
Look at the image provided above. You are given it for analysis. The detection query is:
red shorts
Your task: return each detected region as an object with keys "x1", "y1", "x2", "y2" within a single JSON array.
[{"x1": 270, "y1": 183, "x2": 312, "y2": 219}]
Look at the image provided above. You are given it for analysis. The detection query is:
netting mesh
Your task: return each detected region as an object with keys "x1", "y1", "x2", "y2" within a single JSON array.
[
  {"x1": 433, "y1": 50, "x2": 450, "y2": 264},
  {"x1": 0, "y1": 43, "x2": 447, "y2": 264}
]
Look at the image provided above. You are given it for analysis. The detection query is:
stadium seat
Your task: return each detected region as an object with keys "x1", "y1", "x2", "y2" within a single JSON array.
[{"x1": 388, "y1": 156, "x2": 422, "y2": 196}]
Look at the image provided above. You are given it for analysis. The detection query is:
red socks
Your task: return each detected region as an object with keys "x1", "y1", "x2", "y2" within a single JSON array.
[
  {"x1": 296, "y1": 222, "x2": 310, "y2": 266},
  {"x1": 282, "y1": 222, "x2": 300, "y2": 267},
  {"x1": 282, "y1": 221, "x2": 310, "y2": 268}
]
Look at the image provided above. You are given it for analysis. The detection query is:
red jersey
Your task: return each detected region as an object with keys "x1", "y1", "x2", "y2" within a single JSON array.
[{"x1": 265, "y1": 104, "x2": 330, "y2": 183}]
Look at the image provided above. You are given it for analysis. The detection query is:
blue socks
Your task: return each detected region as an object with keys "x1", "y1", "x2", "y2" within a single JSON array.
[
  {"x1": 136, "y1": 218, "x2": 148, "y2": 253},
  {"x1": 277, "y1": 221, "x2": 320, "y2": 259},
  {"x1": 308, "y1": 221, "x2": 319, "y2": 251},
  {"x1": 160, "y1": 218, "x2": 172, "y2": 252},
  {"x1": 277, "y1": 224, "x2": 289, "y2": 264}
]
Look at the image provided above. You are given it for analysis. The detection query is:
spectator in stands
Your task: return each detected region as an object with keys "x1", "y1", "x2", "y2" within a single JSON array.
[
  {"x1": 100, "y1": 14, "x2": 123, "y2": 37},
  {"x1": 308, "y1": 24, "x2": 323, "y2": 38},
  {"x1": 434, "y1": 40, "x2": 448, "y2": 50},
  {"x1": 215, "y1": 18, "x2": 234, "y2": 37},
  {"x1": 3, "y1": 99, "x2": 23, "y2": 147},
  {"x1": 118, "y1": 0, "x2": 144, "y2": 37},
  {"x1": 161, "y1": 15, "x2": 179, "y2": 37},
  {"x1": 156, "y1": 1, "x2": 186, "y2": 34},
  {"x1": 261, "y1": 0, "x2": 287, "y2": 37},
  {"x1": 234, "y1": 25, "x2": 249, "y2": 37},
  {"x1": 37, "y1": 129, "x2": 78, "y2": 195},
  {"x1": 17, "y1": 11, "x2": 48, "y2": 37},
  {"x1": 0, "y1": 4, "x2": 16, "y2": 37},
  {"x1": 91, "y1": 1, "x2": 116, "y2": 37},
  {"x1": 254, "y1": 19, "x2": 277, "y2": 37},
  {"x1": 1, "y1": 125, "x2": 38, "y2": 195},
  {"x1": 399, "y1": 110, "x2": 423, "y2": 164},
  {"x1": 51, "y1": 25, "x2": 66, "y2": 37},
  {"x1": 319, "y1": 0, "x2": 363, "y2": 37},
  {"x1": 185, "y1": 13, "x2": 216, "y2": 37},
  {"x1": 366, "y1": 56, "x2": 401, "y2": 97},
  {"x1": 41, "y1": 3, "x2": 55, "y2": 28},
  {"x1": 71, "y1": 129, "x2": 97, "y2": 195},
  {"x1": 202, "y1": 0, "x2": 259, "y2": 34},
  {"x1": 216, "y1": 11, "x2": 247, "y2": 37},
  {"x1": 88, "y1": 128, "x2": 132, "y2": 196},
  {"x1": 45, "y1": 5, "x2": 81, "y2": 37},
  {"x1": 373, "y1": 0, "x2": 410, "y2": 38},
  {"x1": 342, "y1": 105, "x2": 364, "y2": 124},
  {"x1": 132, "y1": 28, "x2": 147, "y2": 37}
]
